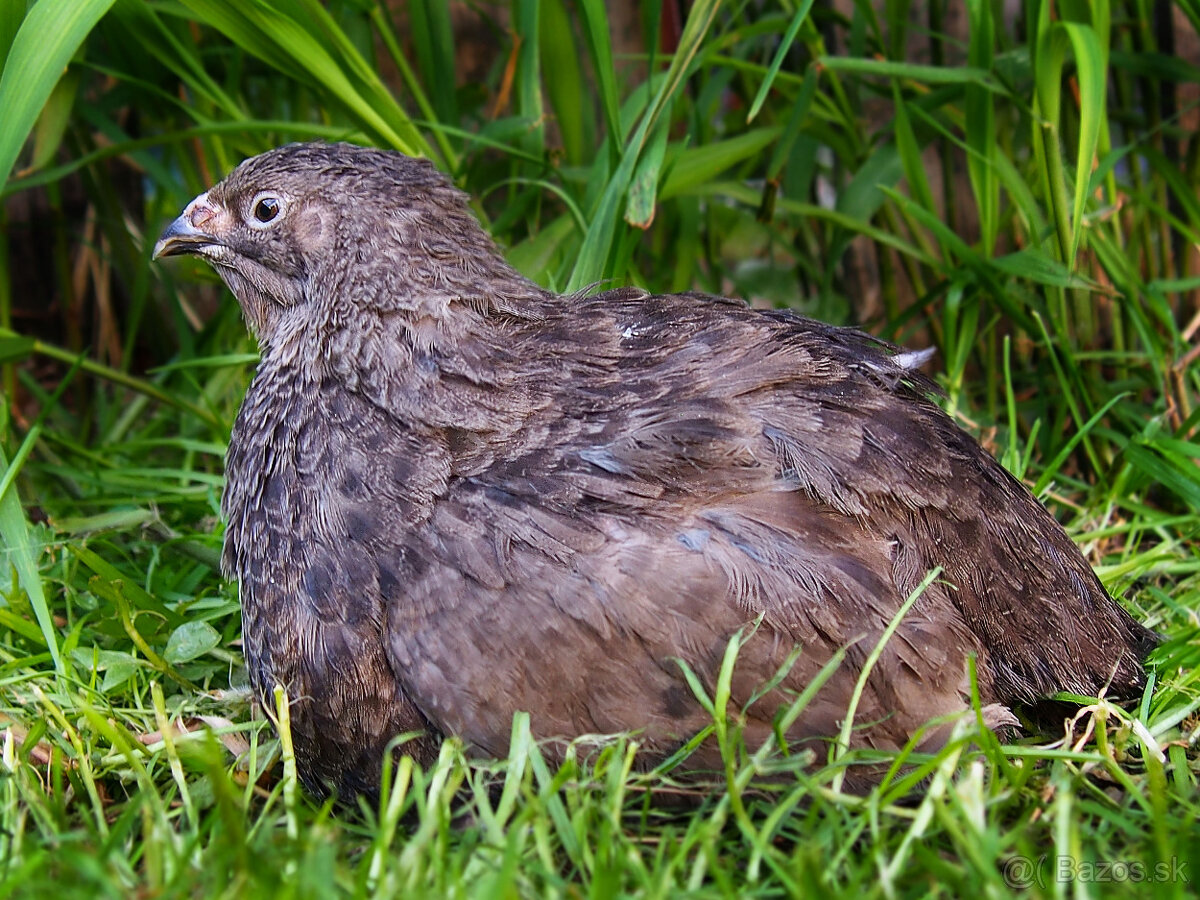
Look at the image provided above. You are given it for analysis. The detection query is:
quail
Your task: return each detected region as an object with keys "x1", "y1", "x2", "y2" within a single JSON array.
[{"x1": 156, "y1": 142, "x2": 1155, "y2": 798}]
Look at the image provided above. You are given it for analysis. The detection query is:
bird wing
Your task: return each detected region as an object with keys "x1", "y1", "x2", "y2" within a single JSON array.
[
  {"x1": 318, "y1": 288, "x2": 1146, "y2": 763},
  {"x1": 372, "y1": 292, "x2": 1009, "y2": 760}
]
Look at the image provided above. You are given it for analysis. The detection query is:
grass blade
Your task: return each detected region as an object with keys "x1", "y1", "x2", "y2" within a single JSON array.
[
  {"x1": 965, "y1": 0, "x2": 997, "y2": 255},
  {"x1": 0, "y1": 446, "x2": 60, "y2": 670},
  {"x1": 746, "y1": 0, "x2": 815, "y2": 122},
  {"x1": 0, "y1": 0, "x2": 115, "y2": 185}
]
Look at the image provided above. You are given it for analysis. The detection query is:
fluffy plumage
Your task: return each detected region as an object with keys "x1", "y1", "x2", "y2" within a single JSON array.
[{"x1": 156, "y1": 142, "x2": 1155, "y2": 798}]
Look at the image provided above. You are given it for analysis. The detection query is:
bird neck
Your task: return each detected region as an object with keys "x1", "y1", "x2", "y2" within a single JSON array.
[{"x1": 256, "y1": 277, "x2": 556, "y2": 439}]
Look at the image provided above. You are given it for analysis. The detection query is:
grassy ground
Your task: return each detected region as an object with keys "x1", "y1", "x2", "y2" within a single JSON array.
[{"x1": 1, "y1": 0, "x2": 1198, "y2": 896}]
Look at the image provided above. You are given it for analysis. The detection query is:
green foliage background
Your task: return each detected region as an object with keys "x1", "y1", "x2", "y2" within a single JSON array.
[{"x1": 0, "y1": 0, "x2": 1197, "y2": 896}]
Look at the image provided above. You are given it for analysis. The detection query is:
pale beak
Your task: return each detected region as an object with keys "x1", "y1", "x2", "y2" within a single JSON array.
[{"x1": 154, "y1": 192, "x2": 220, "y2": 259}]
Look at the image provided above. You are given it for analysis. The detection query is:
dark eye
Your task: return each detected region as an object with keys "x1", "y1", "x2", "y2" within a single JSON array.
[{"x1": 253, "y1": 196, "x2": 280, "y2": 224}]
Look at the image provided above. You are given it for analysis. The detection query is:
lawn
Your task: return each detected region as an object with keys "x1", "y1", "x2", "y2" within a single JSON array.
[{"x1": 0, "y1": 1, "x2": 1197, "y2": 897}]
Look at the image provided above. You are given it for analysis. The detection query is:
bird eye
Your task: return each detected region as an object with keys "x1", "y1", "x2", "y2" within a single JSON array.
[{"x1": 253, "y1": 196, "x2": 280, "y2": 224}]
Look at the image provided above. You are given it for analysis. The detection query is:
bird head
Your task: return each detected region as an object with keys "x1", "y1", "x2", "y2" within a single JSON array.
[{"x1": 155, "y1": 142, "x2": 529, "y2": 351}]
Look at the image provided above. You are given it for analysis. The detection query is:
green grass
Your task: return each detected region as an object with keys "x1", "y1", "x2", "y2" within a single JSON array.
[{"x1": 1, "y1": 0, "x2": 1198, "y2": 896}]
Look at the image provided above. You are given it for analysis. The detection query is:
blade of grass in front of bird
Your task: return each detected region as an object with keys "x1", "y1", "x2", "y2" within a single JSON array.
[
  {"x1": 363, "y1": 752, "x2": 413, "y2": 893},
  {"x1": 271, "y1": 686, "x2": 299, "y2": 851},
  {"x1": 688, "y1": 632, "x2": 755, "y2": 865},
  {"x1": 831, "y1": 567, "x2": 940, "y2": 794},
  {"x1": 491, "y1": 712, "x2": 535, "y2": 832}
]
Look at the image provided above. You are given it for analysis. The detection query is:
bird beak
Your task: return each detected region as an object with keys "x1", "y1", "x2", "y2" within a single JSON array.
[{"x1": 154, "y1": 192, "x2": 221, "y2": 259}]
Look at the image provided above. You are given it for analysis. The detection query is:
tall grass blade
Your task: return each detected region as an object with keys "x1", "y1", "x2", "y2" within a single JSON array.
[
  {"x1": 1059, "y1": 22, "x2": 1107, "y2": 267},
  {"x1": 541, "y1": 0, "x2": 592, "y2": 166},
  {"x1": 578, "y1": 0, "x2": 623, "y2": 152},
  {"x1": 408, "y1": 0, "x2": 457, "y2": 125},
  {"x1": 0, "y1": 447, "x2": 60, "y2": 670},
  {"x1": 0, "y1": 0, "x2": 115, "y2": 185},
  {"x1": 176, "y1": 0, "x2": 432, "y2": 158},
  {"x1": 566, "y1": 0, "x2": 723, "y2": 291},
  {"x1": 512, "y1": 0, "x2": 545, "y2": 156},
  {"x1": 747, "y1": 0, "x2": 815, "y2": 123},
  {"x1": 965, "y1": 0, "x2": 997, "y2": 255},
  {"x1": 831, "y1": 567, "x2": 941, "y2": 793}
]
